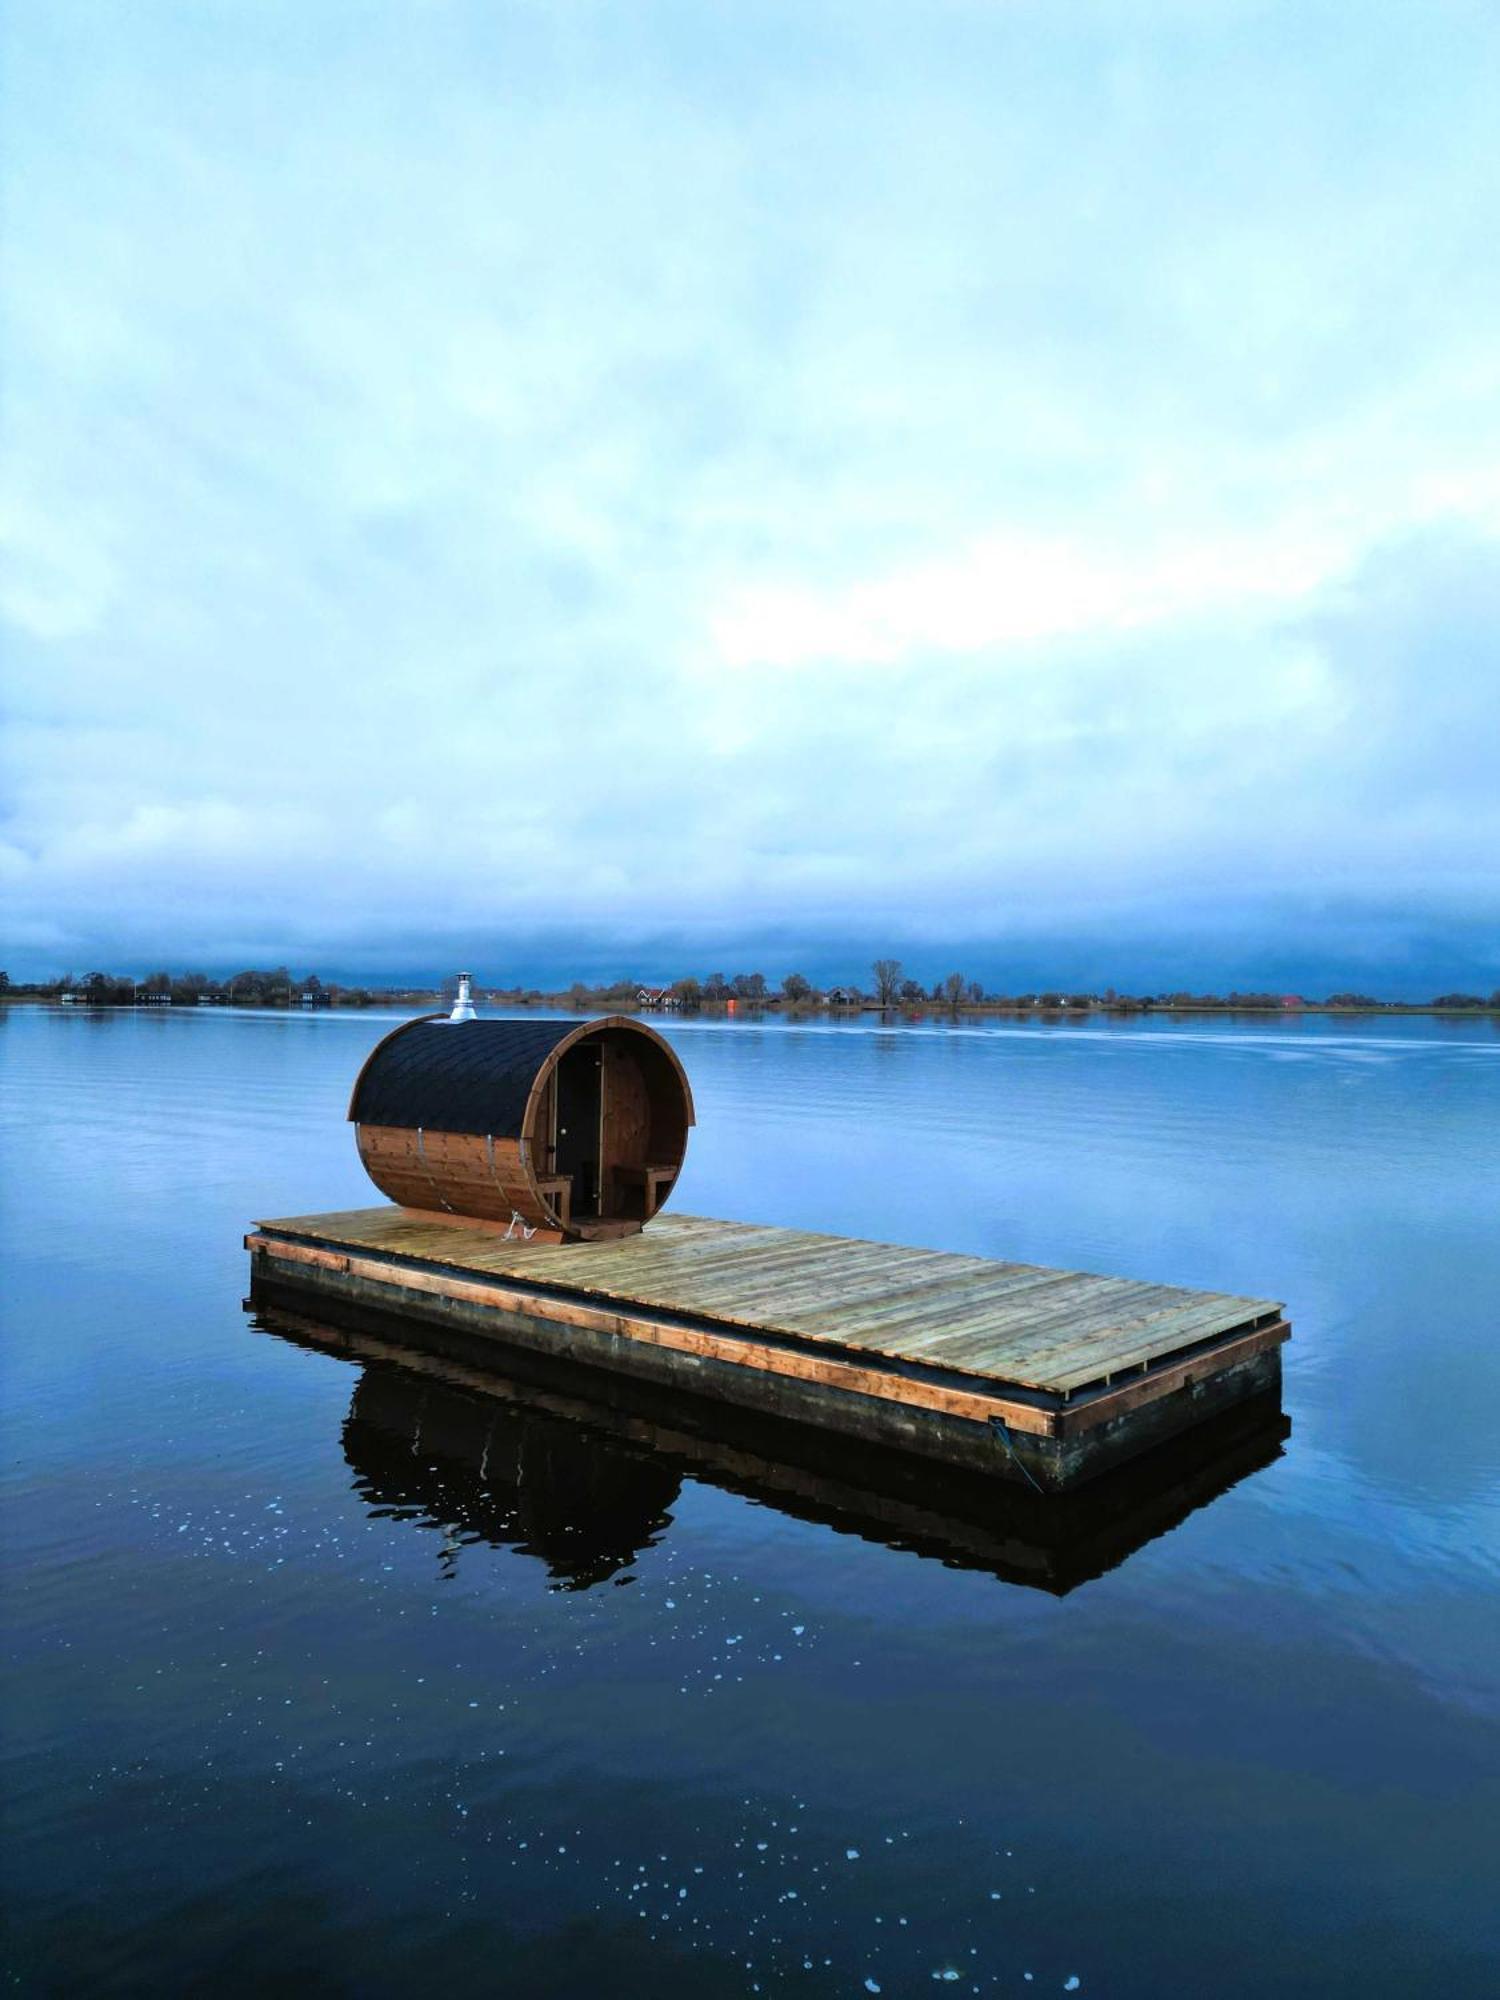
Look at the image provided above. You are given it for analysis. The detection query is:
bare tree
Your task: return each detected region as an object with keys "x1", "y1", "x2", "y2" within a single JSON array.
[
  {"x1": 872, "y1": 959, "x2": 902, "y2": 1009},
  {"x1": 942, "y1": 971, "x2": 966, "y2": 1011}
]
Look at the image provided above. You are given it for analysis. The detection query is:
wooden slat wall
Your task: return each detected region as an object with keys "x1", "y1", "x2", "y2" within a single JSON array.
[{"x1": 356, "y1": 1128, "x2": 546, "y2": 1227}]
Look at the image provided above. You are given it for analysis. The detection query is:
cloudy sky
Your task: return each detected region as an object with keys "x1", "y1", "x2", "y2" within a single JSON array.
[{"x1": 3, "y1": 0, "x2": 1498, "y2": 993}]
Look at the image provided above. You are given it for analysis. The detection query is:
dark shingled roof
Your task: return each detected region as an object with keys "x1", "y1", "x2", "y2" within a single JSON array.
[{"x1": 349, "y1": 1018, "x2": 579, "y2": 1138}]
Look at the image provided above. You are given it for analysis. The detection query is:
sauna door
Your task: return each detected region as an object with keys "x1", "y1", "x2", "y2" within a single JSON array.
[{"x1": 554, "y1": 1045, "x2": 602, "y2": 1216}]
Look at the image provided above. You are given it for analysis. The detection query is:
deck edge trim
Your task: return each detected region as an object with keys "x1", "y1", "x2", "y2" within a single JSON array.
[
  {"x1": 250, "y1": 1223, "x2": 1071, "y2": 1406},
  {"x1": 247, "y1": 1223, "x2": 1289, "y2": 1443},
  {"x1": 252, "y1": 1215, "x2": 1282, "y2": 1397},
  {"x1": 245, "y1": 1233, "x2": 1064, "y2": 1438}
]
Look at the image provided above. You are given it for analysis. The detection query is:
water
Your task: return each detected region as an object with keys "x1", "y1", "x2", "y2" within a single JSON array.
[{"x1": 3, "y1": 1004, "x2": 1498, "y2": 1995}]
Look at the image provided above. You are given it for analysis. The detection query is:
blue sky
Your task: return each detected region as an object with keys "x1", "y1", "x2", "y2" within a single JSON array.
[{"x1": 2, "y1": 0, "x2": 1498, "y2": 994}]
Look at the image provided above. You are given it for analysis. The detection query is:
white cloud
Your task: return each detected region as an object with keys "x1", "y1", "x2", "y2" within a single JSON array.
[
  {"x1": 707, "y1": 520, "x2": 1357, "y2": 670},
  {"x1": 1, "y1": 1, "x2": 1498, "y2": 982}
]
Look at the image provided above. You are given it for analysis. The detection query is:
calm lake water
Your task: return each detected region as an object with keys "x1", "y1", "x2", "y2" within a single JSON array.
[{"x1": 3, "y1": 1004, "x2": 1498, "y2": 1996}]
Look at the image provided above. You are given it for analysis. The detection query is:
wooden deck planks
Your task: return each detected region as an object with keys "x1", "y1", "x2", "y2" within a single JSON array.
[
  {"x1": 1040, "y1": 1303, "x2": 1286, "y2": 1393},
  {"x1": 258, "y1": 1206, "x2": 1280, "y2": 1398}
]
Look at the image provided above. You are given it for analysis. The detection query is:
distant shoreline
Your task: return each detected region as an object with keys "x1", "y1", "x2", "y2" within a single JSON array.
[{"x1": 4, "y1": 991, "x2": 1496, "y2": 1021}]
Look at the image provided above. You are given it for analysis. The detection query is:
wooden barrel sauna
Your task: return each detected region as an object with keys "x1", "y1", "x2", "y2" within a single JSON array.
[{"x1": 349, "y1": 1014, "x2": 694, "y2": 1241}]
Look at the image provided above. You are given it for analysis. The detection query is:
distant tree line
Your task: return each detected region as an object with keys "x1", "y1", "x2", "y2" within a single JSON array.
[
  {"x1": 537, "y1": 966, "x2": 1500, "y2": 1016},
  {"x1": 4, "y1": 967, "x2": 1498, "y2": 1016},
  {"x1": 0, "y1": 968, "x2": 378, "y2": 1007}
]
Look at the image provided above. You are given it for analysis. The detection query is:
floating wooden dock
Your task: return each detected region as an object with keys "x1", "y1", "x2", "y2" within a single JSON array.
[
  {"x1": 252, "y1": 1295, "x2": 1293, "y2": 1594},
  {"x1": 246, "y1": 1207, "x2": 1289, "y2": 1491}
]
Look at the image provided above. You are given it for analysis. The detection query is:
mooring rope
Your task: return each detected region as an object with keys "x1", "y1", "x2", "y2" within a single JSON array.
[{"x1": 990, "y1": 1414, "x2": 1046, "y2": 1494}]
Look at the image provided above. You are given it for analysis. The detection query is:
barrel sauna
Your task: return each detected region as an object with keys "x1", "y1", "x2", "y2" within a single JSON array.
[{"x1": 349, "y1": 1015, "x2": 694, "y2": 1241}]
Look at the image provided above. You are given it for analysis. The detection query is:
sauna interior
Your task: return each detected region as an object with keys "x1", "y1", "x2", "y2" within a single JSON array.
[{"x1": 528, "y1": 1022, "x2": 691, "y2": 1228}]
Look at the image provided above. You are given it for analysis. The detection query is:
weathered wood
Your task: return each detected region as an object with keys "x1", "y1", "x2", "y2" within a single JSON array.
[
  {"x1": 255, "y1": 1294, "x2": 1293, "y2": 1593},
  {"x1": 254, "y1": 1208, "x2": 1282, "y2": 1382},
  {"x1": 1054, "y1": 1322, "x2": 1290, "y2": 1435},
  {"x1": 246, "y1": 1232, "x2": 1062, "y2": 1435},
  {"x1": 246, "y1": 1207, "x2": 1288, "y2": 1489},
  {"x1": 353, "y1": 1015, "x2": 694, "y2": 1239}
]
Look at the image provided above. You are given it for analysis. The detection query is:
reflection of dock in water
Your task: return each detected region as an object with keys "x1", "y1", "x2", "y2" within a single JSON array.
[
  {"x1": 248, "y1": 1205, "x2": 1289, "y2": 1490},
  {"x1": 346, "y1": 1365, "x2": 679, "y2": 1589},
  {"x1": 249, "y1": 1295, "x2": 1290, "y2": 1597}
]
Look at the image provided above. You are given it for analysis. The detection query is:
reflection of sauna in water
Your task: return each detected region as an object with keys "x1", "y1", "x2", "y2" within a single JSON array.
[
  {"x1": 344, "y1": 1368, "x2": 680, "y2": 1588},
  {"x1": 255, "y1": 1298, "x2": 1291, "y2": 1596}
]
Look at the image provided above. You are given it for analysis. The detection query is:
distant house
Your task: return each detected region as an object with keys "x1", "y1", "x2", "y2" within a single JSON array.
[
  {"x1": 636, "y1": 986, "x2": 678, "y2": 1010},
  {"x1": 825, "y1": 986, "x2": 862, "y2": 1008},
  {"x1": 1280, "y1": 995, "x2": 1306, "y2": 1011},
  {"x1": 300, "y1": 991, "x2": 332, "y2": 1008},
  {"x1": 136, "y1": 989, "x2": 172, "y2": 1006}
]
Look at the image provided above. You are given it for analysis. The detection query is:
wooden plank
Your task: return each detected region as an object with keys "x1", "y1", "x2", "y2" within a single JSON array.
[
  {"x1": 577, "y1": 1242, "x2": 1046, "y2": 1325},
  {"x1": 1055, "y1": 1321, "x2": 1290, "y2": 1434},
  {"x1": 938, "y1": 1298, "x2": 1262, "y2": 1391},
  {"x1": 840, "y1": 1273, "x2": 1141, "y2": 1349},
  {"x1": 1039, "y1": 1305, "x2": 1283, "y2": 1392},
  {"x1": 636, "y1": 1249, "x2": 971, "y2": 1323},
  {"x1": 1023, "y1": 1291, "x2": 1269, "y2": 1370},
  {"x1": 912, "y1": 1282, "x2": 1201, "y2": 1372},
  {"x1": 253, "y1": 1208, "x2": 1283, "y2": 1400},
  {"x1": 627, "y1": 1234, "x2": 903, "y2": 1293},
  {"x1": 246, "y1": 1233, "x2": 1060, "y2": 1437},
  {"x1": 862, "y1": 1272, "x2": 1270, "y2": 1362},
  {"x1": 781, "y1": 1278, "x2": 1157, "y2": 1374},
  {"x1": 391, "y1": 1223, "x2": 1259, "y2": 1386}
]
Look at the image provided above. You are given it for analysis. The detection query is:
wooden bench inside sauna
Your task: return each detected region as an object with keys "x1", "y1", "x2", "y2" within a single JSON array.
[{"x1": 348, "y1": 1014, "x2": 694, "y2": 1241}]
